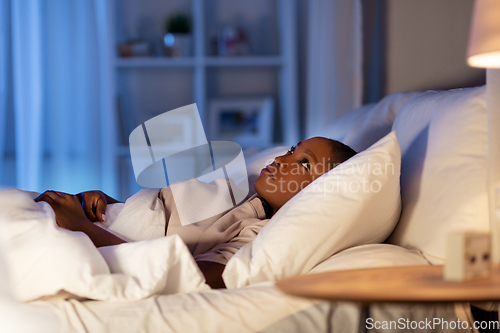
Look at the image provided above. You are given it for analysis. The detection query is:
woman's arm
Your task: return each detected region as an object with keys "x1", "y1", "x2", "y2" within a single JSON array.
[
  {"x1": 72, "y1": 219, "x2": 127, "y2": 247},
  {"x1": 35, "y1": 191, "x2": 126, "y2": 247},
  {"x1": 36, "y1": 191, "x2": 228, "y2": 288},
  {"x1": 76, "y1": 190, "x2": 121, "y2": 222},
  {"x1": 80, "y1": 190, "x2": 121, "y2": 205}
]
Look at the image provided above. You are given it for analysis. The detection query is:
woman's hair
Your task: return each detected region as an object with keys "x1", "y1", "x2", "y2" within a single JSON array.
[{"x1": 327, "y1": 139, "x2": 357, "y2": 166}]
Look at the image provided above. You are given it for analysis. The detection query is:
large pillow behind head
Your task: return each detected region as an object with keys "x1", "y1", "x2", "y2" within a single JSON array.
[
  {"x1": 223, "y1": 132, "x2": 402, "y2": 288},
  {"x1": 314, "y1": 91, "x2": 419, "y2": 152},
  {"x1": 388, "y1": 86, "x2": 488, "y2": 263},
  {"x1": 245, "y1": 91, "x2": 417, "y2": 197}
]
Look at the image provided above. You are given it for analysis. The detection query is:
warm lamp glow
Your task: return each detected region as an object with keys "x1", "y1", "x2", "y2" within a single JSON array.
[
  {"x1": 467, "y1": 0, "x2": 500, "y2": 68},
  {"x1": 469, "y1": 51, "x2": 500, "y2": 68}
]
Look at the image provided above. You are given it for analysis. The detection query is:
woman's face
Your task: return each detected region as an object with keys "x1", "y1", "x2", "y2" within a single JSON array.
[{"x1": 254, "y1": 137, "x2": 335, "y2": 213}]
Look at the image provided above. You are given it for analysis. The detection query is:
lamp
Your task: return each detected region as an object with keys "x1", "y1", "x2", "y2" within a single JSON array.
[
  {"x1": 467, "y1": 0, "x2": 500, "y2": 264},
  {"x1": 467, "y1": 0, "x2": 500, "y2": 68}
]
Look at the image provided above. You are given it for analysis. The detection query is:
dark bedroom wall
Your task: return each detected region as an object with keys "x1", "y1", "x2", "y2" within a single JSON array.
[{"x1": 384, "y1": 0, "x2": 485, "y2": 94}]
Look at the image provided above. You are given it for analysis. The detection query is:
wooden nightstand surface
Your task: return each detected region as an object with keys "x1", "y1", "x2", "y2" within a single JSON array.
[{"x1": 276, "y1": 265, "x2": 500, "y2": 303}]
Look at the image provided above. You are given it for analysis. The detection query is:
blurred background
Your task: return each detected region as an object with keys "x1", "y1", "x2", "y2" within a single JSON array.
[{"x1": 0, "y1": 0, "x2": 485, "y2": 200}]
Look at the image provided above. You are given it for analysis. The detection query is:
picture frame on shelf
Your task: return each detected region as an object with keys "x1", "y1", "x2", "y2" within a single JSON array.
[{"x1": 208, "y1": 97, "x2": 274, "y2": 148}]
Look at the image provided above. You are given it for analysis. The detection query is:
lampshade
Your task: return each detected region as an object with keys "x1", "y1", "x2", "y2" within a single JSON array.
[{"x1": 467, "y1": 0, "x2": 500, "y2": 68}]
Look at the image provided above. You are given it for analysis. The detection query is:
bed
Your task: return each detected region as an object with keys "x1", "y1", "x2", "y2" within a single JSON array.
[{"x1": 0, "y1": 84, "x2": 493, "y2": 333}]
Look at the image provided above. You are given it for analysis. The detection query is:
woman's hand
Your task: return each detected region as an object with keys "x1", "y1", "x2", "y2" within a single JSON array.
[
  {"x1": 76, "y1": 191, "x2": 108, "y2": 222},
  {"x1": 35, "y1": 191, "x2": 126, "y2": 247},
  {"x1": 35, "y1": 191, "x2": 91, "y2": 231}
]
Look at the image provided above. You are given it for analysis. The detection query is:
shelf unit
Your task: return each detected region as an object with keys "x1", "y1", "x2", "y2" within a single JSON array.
[
  {"x1": 108, "y1": 0, "x2": 298, "y2": 199},
  {"x1": 115, "y1": 56, "x2": 283, "y2": 68}
]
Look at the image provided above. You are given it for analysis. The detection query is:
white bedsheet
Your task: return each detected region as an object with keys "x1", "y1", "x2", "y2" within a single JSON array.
[
  {"x1": 37, "y1": 282, "x2": 361, "y2": 333},
  {"x1": 35, "y1": 273, "x2": 466, "y2": 333},
  {"x1": 0, "y1": 189, "x2": 208, "y2": 303}
]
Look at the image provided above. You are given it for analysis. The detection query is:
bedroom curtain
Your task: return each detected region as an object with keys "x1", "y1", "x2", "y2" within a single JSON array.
[
  {"x1": 0, "y1": 0, "x2": 14, "y2": 188},
  {"x1": 0, "y1": 0, "x2": 117, "y2": 195},
  {"x1": 305, "y1": 0, "x2": 363, "y2": 137},
  {"x1": 362, "y1": 0, "x2": 386, "y2": 104}
]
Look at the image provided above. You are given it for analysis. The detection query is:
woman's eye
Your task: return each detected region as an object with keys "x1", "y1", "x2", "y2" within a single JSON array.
[
  {"x1": 300, "y1": 159, "x2": 310, "y2": 171},
  {"x1": 287, "y1": 145, "x2": 295, "y2": 154}
]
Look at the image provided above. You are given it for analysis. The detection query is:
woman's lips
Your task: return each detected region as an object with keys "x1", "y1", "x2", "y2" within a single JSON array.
[{"x1": 262, "y1": 166, "x2": 275, "y2": 179}]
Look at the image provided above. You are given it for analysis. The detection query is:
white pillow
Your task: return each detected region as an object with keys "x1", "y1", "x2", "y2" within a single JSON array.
[
  {"x1": 309, "y1": 244, "x2": 429, "y2": 275},
  {"x1": 314, "y1": 91, "x2": 419, "y2": 152},
  {"x1": 244, "y1": 92, "x2": 417, "y2": 197},
  {"x1": 388, "y1": 86, "x2": 488, "y2": 263},
  {"x1": 223, "y1": 131, "x2": 402, "y2": 288}
]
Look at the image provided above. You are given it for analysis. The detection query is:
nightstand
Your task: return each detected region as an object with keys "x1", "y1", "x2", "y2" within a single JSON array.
[{"x1": 276, "y1": 265, "x2": 500, "y2": 332}]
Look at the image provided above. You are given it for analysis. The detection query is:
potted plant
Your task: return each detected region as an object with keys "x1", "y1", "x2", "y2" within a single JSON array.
[{"x1": 164, "y1": 13, "x2": 192, "y2": 57}]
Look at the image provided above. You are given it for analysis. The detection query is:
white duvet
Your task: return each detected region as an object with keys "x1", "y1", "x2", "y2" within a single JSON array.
[
  {"x1": 0, "y1": 189, "x2": 209, "y2": 303},
  {"x1": 35, "y1": 244, "x2": 439, "y2": 333}
]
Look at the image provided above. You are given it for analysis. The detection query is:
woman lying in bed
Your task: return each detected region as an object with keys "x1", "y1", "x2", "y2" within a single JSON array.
[{"x1": 35, "y1": 137, "x2": 356, "y2": 289}]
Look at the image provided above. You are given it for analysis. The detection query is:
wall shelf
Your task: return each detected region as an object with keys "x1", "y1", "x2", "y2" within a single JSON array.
[
  {"x1": 204, "y1": 56, "x2": 283, "y2": 67},
  {"x1": 116, "y1": 57, "x2": 196, "y2": 68},
  {"x1": 115, "y1": 56, "x2": 283, "y2": 68},
  {"x1": 109, "y1": 0, "x2": 298, "y2": 199}
]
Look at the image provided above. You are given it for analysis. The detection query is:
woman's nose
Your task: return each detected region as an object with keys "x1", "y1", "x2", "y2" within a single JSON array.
[{"x1": 275, "y1": 155, "x2": 288, "y2": 170}]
